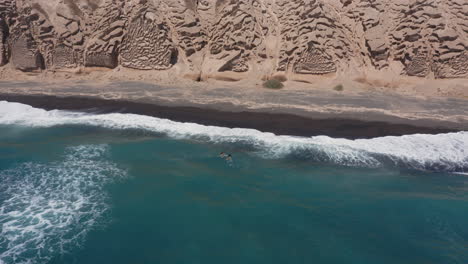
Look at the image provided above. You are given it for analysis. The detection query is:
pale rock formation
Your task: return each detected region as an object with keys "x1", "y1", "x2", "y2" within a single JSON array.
[
  {"x1": 0, "y1": 18, "x2": 8, "y2": 66},
  {"x1": 120, "y1": 2, "x2": 176, "y2": 70},
  {"x1": 0, "y1": 0, "x2": 466, "y2": 79}
]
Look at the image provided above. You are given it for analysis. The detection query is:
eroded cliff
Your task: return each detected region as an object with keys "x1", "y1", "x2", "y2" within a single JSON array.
[{"x1": 0, "y1": 0, "x2": 467, "y2": 81}]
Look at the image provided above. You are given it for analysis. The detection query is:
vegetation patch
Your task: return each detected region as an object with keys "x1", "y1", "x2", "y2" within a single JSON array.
[
  {"x1": 263, "y1": 79, "x2": 284, "y2": 89},
  {"x1": 333, "y1": 84, "x2": 344, "y2": 91}
]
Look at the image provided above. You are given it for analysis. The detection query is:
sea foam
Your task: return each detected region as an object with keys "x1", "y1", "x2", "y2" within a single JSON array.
[
  {"x1": 0, "y1": 144, "x2": 126, "y2": 264},
  {"x1": 1, "y1": 101, "x2": 467, "y2": 172}
]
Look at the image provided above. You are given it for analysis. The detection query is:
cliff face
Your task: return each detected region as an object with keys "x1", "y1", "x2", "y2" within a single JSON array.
[{"x1": 0, "y1": 0, "x2": 467, "y2": 81}]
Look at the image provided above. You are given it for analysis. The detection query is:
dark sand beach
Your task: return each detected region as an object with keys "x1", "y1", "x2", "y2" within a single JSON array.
[
  {"x1": 1, "y1": 80, "x2": 467, "y2": 139},
  {"x1": 0, "y1": 93, "x2": 461, "y2": 139}
]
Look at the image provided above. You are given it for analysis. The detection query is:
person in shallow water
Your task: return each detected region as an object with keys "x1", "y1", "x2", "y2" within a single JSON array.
[{"x1": 219, "y1": 152, "x2": 233, "y2": 162}]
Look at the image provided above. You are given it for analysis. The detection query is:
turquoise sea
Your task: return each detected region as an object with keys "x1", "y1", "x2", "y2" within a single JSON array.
[{"x1": 0, "y1": 101, "x2": 467, "y2": 264}]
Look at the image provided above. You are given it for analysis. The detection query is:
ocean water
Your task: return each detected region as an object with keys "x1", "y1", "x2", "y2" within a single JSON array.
[{"x1": 0, "y1": 101, "x2": 467, "y2": 264}]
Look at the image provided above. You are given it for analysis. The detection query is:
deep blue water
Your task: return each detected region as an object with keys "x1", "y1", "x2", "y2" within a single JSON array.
[{"x1": 0, "y1": 102, "x2": 468, "y2": 264}]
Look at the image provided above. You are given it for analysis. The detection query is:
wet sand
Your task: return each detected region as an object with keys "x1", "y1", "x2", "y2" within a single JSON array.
[{"x1": 0, "y1": 80, "x2": 467, "y2": 139}]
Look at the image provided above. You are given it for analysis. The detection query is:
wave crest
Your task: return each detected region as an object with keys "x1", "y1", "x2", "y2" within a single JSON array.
[{"x1": 1, "y1": 101, "x2": 467, "y2": 173}]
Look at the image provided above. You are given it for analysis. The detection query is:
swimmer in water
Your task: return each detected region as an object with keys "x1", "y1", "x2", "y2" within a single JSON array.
[{"x1": 219, "y1": 152, "x2": 233, "y2": 162}]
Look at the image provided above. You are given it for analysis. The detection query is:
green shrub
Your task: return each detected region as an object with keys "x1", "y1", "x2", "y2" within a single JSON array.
[
  {"x1": 263, "y1": 79, "x2": 284, "y2": 89},
  {"x1": 333, "y1": 84, "x2": 344, "y2": 91}
]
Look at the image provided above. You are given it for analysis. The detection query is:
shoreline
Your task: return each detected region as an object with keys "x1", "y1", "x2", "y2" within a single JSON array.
[{"x1": 0, "y1": 93, "x2": 462, "y2": 139}]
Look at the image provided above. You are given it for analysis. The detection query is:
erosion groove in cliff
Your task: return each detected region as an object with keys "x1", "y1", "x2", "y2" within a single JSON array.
[{"x1": 0, "y1": 0, "x2": 466, "y2": 79}]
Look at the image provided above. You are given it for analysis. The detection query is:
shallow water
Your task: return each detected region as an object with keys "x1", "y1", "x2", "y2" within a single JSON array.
[{"x1": 0, "y1": 102, "x2": 467, "y2": 264}]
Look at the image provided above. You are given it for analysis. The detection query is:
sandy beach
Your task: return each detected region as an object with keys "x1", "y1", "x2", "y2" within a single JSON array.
[{"x1": 0, "y1": 79, "x2": 467, "y2": 139}]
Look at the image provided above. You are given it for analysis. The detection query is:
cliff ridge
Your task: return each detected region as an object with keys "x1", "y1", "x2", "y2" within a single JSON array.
[{"x1": 0, "y1": 0, "x2": 467, "y2": 82}]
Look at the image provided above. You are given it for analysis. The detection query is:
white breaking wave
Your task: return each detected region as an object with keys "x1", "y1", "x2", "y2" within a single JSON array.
[
  {"x1": 0, "y1": 145, "x2": 127, "y2": 264},
  {"x1": 1, "y1": 101, "x2": 467, "y2": 172}
]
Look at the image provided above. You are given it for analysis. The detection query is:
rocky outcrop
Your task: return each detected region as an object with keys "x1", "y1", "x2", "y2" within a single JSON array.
[
  {"x1": 8, "y1": 19, "x2": 45, "y2": 71},
  {"x1": 0, "y1": 0, "x2": 13, "y2": 67},
  {"x1": 83, "y1": 0, "x2": 124, "y2": 68},
  {"x1": 276, "y1": 0, "x2": 352, "y2": 75},
  {"x1": 0, "y1": 18, "x2": 8, "y2": 66},
  {"x1": 0, "y1": 0, "x2": 466, "y2": 79},
  {"x1": 120, "y1": 2, "x2": 177, "y2": 70}
]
